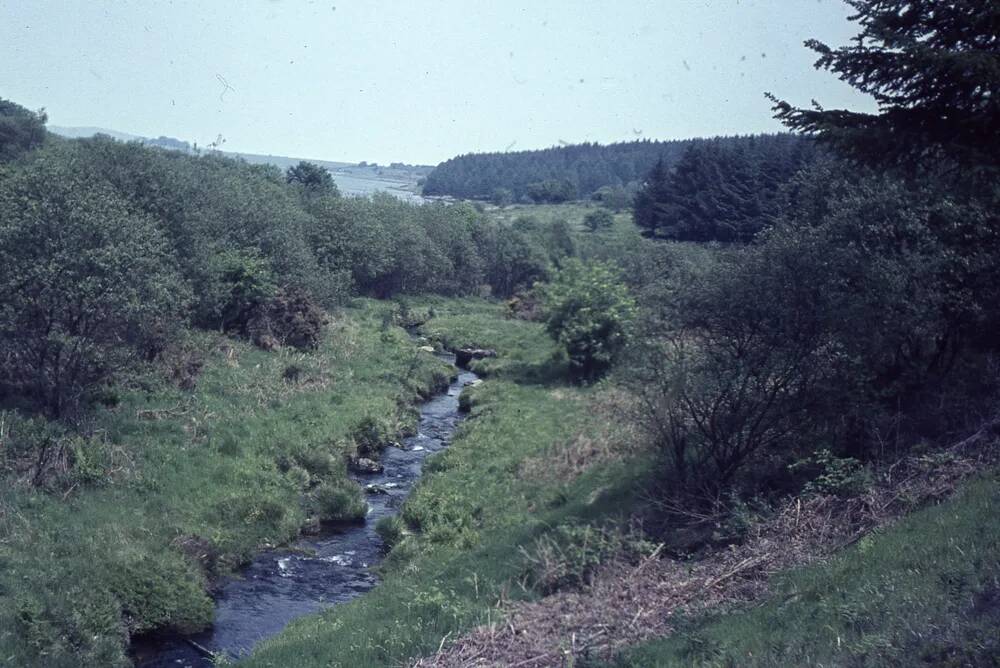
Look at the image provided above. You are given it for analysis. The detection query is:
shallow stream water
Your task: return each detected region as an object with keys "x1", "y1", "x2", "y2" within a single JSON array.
[{"x1": 133, "y1": 353, "x2": 476, "y2": 666}]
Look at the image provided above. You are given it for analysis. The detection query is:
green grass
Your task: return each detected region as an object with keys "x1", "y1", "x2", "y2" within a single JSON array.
[
  {"x1": 487, "y1": 201, "x2": 602, "y2": 230},
  {"x1": 612, "y1": 473, "x2": 1000, "y2": 667},
  {"x1": 240, "y1": 299, "x2": 645, "y2": 668},
  {"x1": 0, "y1": 302, "x2": 453, "y2": 667},
  {"x1": 405, "y1": 296, "x2": 563, "y2": 380}
]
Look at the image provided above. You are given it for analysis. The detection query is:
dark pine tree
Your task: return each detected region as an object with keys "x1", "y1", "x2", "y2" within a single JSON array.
[
  {"x1": 767, "y1": 0, "x2": 1000, "y2": 182},
  {"x1": 632, "y1": 157, "x2": 671, "y2": 237}
]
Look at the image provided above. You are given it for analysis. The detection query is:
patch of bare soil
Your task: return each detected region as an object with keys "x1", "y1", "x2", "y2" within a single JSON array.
[{"x1": 413, "y1": 427, "x2": 998, "y2": 668}]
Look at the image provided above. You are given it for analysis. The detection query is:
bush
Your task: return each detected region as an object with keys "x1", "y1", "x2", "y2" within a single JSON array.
[
  {"x1": 539, "y1": 259, "x2": 636, "y2": 380},
  {"x1": 0, "y1": 412, "x2": 67, "y2": 486},
  {"x1": 350, "y1": 415, "x2": 393, "y2": 458},
  {"x1": 490, "y1": 187, "x2": 513, "y2": 208},
  {"x1": 375, "y1": 516, "x2": 405, "y2": 549},
  {"x1": 791, "y1": 450, "x2": 871, "y2": 498},
  {"x1": 198, "y1": 249, "x2": 276, "y2": 333},
  {"x1": 0, "y1": 97, "x2": 47, "y2": 162},
  {"x1": 248, "y1": 286, "x2": 327, "y2": 350},
  {"x1": 521, "y1": 523, "x2": 655, "y2": 594},
  {"x1": 583, "y1": 209, "x2": 614, "y2": 232},
  {"x1": 0, "y1": 156, "x2": 189, "y2": 416},
  {"x1": 312, "y1": 479, "x2": 366, "y2": 522}
]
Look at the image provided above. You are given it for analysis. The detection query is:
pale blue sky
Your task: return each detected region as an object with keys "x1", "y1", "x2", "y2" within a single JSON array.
[{"x1": 1, "y1": 0, "x2": 875, "y2": 165}]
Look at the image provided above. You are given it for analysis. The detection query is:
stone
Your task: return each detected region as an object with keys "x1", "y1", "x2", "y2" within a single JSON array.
[
  {"x1": 351, "y1": 457, "x2": 384, "y2": 474},
  {"x1": 454, "y1": 347, "x2": 497, "y2": 368}
]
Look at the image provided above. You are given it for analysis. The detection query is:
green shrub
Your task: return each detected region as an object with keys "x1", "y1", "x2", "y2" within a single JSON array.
[
  {"x1": 521, "y1": 523, "x2": 656, "y2": 594},
  {"x1": 375, "y1": 516, "x2": 405, "y2": 549},
  {"x1": 293, "y1": 448, "x2": 339, "y2": 480},
  {"x1": 583, "y1": 208, "x2": 614, "y2": 232},
  {"x1": 351, "y1": 415, "x2": 393, "y2": 458},
  {"x1": 539, "y1": 259, "x2": 636, "y2": 381},
  {"x1": 0, "y1": 156, "x2": 190, "y2": 416},
  {"x1": 198, "y1": 249, "x2": 277, "y2": 334},
  {"x1": 312, "y1": 479, "x2": 366, "y2": 522},
  {"x1": 792, "y1": 449, "x2": 872, "y2": 498}
]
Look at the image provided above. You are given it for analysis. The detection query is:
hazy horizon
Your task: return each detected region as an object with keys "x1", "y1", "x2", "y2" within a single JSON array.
[{"x1": 2, "y1": 0, "x2": 877, "y2": 165}]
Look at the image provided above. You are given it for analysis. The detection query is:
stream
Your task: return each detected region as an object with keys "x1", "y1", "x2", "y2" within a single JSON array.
[{"x1": 133, "y1": 351, "x2": 477, "y2": 666}]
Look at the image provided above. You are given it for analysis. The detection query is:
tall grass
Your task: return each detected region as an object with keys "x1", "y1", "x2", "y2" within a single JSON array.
[
  {"x1": 0, "y1": 303, "x2": 452, "y2": 667},
  {"x1": 241, "y1": 299, "x2": 645, "y2": 667}
]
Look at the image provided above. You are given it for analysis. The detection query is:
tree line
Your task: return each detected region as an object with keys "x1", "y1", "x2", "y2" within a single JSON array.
[
  {"x1": 421, "y1": 138, "x2": 697, "y2": 201},
  {"x1": 612, "y1": 0, "x2": 1000, "y2": 501},
  {"x1": 0, "y1": 117, "x2": 556, "y2": 417}
]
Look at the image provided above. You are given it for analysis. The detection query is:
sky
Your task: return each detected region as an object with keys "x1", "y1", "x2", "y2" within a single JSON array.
[{"x1": 1, "y1": 0, "x2": 877, "y2": 166}]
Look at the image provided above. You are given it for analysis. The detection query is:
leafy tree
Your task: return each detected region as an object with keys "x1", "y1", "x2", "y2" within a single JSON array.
[
  {"x1": 543, "y1": 218, "x2": 576, "y2": 267},
  {"x1": 0, "y1": 156, "x2": 189, "y2": 416},
  {"x1": 583, "y1": 208, "x2": 614, "y2": 232},
  {"x1": 591, "y1": 184, "x2": 632, "y2": 211},
  {"x1": 527, "y1": 178, "x2": 577, "y2": 203},
  {"x1": 199, "y1": 250, "x2": 277, "y2": 333},
  {"x1": 539, "y1": 260, "x2": 636, "y2": 380},
  {"x1": 286, "y1": 160, "x2": 340, "y2": 198},
  {"x1": 481, "y1": 225, "x2": 549, "y2": 297},
  {"x1": 0, "y1": 98, "x2": 47, "y2": 162},
  {"x1": 768, "y1": 0, "x2": 1000, "y2": 178}
]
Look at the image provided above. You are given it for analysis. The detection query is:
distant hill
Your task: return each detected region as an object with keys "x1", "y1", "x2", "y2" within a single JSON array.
[
  {"x1": 49, "y1": 125, "x2": 143, "y2": 142},
  {"x1": 47, "y1": 125, "x2": 433, "y2": 197}
]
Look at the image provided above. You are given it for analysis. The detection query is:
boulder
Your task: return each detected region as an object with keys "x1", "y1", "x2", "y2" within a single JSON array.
[
  {"x1": 454, "y1": 347, "x2": 497, "y2": 368},
  {"x1": 419, "y1": 345, "x2": 436, "y2": 353},
  {"x1": 351, "y1": 457, "x2": 384, "y2": 474},
  {"x1": 364, "y1": 484, "x2": 390, "y2": 495}
]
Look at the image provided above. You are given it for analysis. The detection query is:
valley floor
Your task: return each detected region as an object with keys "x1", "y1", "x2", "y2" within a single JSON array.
[{"x1": 2, "y1": 297, "x2": 996, "y2": 668}]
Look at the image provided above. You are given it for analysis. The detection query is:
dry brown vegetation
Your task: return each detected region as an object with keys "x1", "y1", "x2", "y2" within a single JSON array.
[{"x1": 413, "y1": 430, "x2": 998, "y2": 668}]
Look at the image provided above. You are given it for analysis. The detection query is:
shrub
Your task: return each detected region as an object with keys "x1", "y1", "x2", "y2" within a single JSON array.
[
  {"x1": 791, "y1": 449, "x2": 872, "y2": 498},
  {"x1": 583, "y1": 208, "x2": 614, "y2": 232},
  {"x1": 293, "y1": 448, "x2": 339, "y2": 480},
  {"x1": 0, "y1": 156, "x2": 190, "y2": 416},
  {"x1": 539, "y1": 259, "x2": 636, "y2": 381},
  {"x1": 351, "y1": 415, "x2": 393, "y2": 458},
  {"x1": 521, "y1": 523, "x2": 656, "y2": 594},
  {"x1": 197, "y1": 249, "x2": 276, "y2": 334},
  {"x1": 375, "y1": 516, "x2": 404, "y2": 549},
  {"x1": 0, "y1": 412, "x2": 68, "y2": 486},
  {"x1": 248, "y1": 286, "x2": 327, "y2": 351},
  {"x1": 0, "y1": 97, "x2": 47, "y2": 162},
  {"x1": 490, "y1": 187, "x2": 513, "y2": 208},
  {"x1": 312, "y1": 479, "x2": 366, "y2": 522}
]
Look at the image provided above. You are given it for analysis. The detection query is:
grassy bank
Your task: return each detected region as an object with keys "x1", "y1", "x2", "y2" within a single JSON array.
[
  {"x1": 0, "y1": 301, "x2": 452, "y2": 667},
  {"x1": 242, "y1": 298, "x2": 643, "y2": 667},
  {"x1": 612, "y1": 473, "x2": 1000, "y2": 667}
]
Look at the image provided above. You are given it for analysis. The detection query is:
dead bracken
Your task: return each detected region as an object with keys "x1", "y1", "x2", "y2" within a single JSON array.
[{"x1": 414, "y1": 434, "x2": 997, "y2": 668}]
